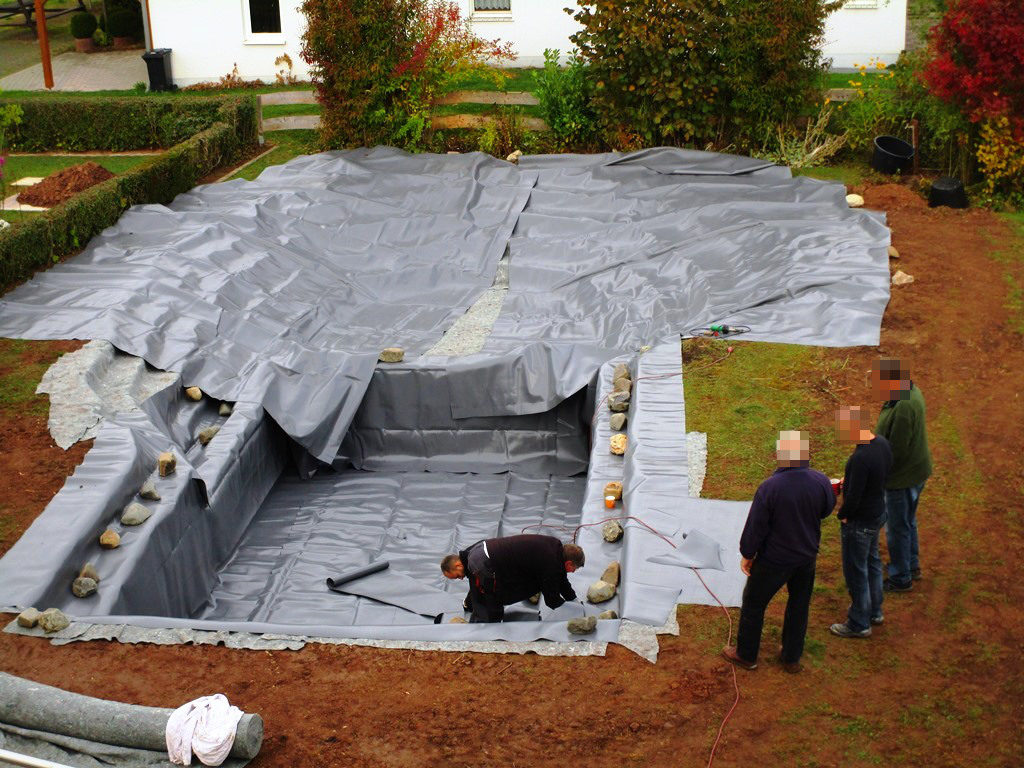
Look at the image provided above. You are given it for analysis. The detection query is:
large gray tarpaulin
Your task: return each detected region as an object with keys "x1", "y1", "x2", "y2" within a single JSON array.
[
  {"x1": 445, "y1": 148, "x2": 891, "y2": 417},
  {"x1": 0, "y1": 147, "x2": 888, "y2": 647},
  {"x1": 0, "y1": 146, "x2": 888, "y2": 457},
  {"x1": 0, "y1": 149, "x2": 536, "y2": 462}
]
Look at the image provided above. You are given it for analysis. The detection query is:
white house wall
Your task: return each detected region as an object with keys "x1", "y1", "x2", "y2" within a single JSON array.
[
  {"x1": 822, "y1": 0, "x2": 909, "y2": 68},
  {"x1": 146, "y1": 0, "x2": 907, "y2": 86},
  {"x1": 465, "y1": 0, "x2": 582, "y2": 68},
  {"x1": 148, "y1": 0, "x2": 312, "y2": 86}
]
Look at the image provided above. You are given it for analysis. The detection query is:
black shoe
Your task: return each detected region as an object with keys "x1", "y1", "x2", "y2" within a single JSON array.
[
  {"x1": 911, "y1": 568, "x2": 922, "y2": 581},
  {"x1": 870, "y1": 614, "x2": 884, "y2": 626},
  {"x1": 884, "y1": 578, "x2": 912, "y2": 593}
]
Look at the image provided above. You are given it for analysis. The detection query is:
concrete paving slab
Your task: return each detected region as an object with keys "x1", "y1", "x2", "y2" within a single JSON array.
[
  {"x1": 11, "y1": 177, "x2": 44, "y2": 186},
  {"x1": 0, "y1": 49, "x2": 147, "y2": 91},
  {"x1": 2, "y1": 193, "x2": 47, "y2": 212}
]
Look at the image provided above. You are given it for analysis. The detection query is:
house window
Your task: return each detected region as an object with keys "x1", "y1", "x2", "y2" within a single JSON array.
[
  {"x1": 248, "y1": 0, "x2": 281, "y2": 33},
  {"x1": 242, "y1": 0, "x2": 285, "y2": 44},
  {"x1": 471, "y1": 0, "x2": 512, "y2": 21}
]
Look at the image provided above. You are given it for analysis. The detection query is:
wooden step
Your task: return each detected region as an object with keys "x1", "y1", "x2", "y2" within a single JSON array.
[
  {"x1": 437, "y1": 90, "x2": 539, "y2": 106},
  {"x1": 260, "y1": 91, "x2": 318, "y2": 106},
  {"x1": 263, "y1": 114, "x2": 321, "y2": 131}
]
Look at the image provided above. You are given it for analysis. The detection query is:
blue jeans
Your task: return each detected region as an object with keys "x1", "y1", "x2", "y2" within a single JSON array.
[
  {"x1": 885, "y1": 482, "x2": 925, "y2": 585},
  {"x1": 841, "y1": 518, "x2": 885, "y2": 631}
]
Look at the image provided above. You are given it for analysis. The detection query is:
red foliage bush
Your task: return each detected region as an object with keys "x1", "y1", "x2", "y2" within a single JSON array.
[
  {"x1": 924, "y1": 0, "x2": 1024, "y2": 137},
  {"x1": 301, "y1": 0, "x2": 512, "y2": 150}
]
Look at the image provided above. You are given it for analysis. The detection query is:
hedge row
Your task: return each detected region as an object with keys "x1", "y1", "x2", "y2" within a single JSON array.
[
  {"x1": 1, "y1": 119, "x2": 255, "y2": 288},
  {"x1": 0, "y1": 94, "x2": 259, "y2": 151}
]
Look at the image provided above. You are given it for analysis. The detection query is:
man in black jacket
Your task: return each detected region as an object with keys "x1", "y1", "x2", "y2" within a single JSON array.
[
  {"x1": 441, "y1": 534, "x2": 584, "y2": 623},
  {"x1": 830, "y1": 405, "x2": 893, "y2": 638},
  {"x1": 722, "y1": 431, "x2": 835, "y2": 673}
]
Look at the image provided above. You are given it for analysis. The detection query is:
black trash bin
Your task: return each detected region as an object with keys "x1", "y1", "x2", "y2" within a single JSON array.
[
  {"x1": 142, "y1": 48, "x2": 174, "y2": 92},
  {"x1": 870, "y1": 135, "x2": 915, "y2": 174},
  {"x1": 928, "y1": 176, "x2": 968, "y2": 209}
]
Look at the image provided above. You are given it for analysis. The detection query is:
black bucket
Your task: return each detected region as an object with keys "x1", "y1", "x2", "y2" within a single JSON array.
[
  {"x1": 871, "y1": 135, "x2": 915, "y2": 174},
  {"x1": 928, "y1": 176, "x2": 968, "y2": 209}
]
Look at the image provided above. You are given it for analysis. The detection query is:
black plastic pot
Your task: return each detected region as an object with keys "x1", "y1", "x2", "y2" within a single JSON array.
[
  {"x1": 142, "y1": 48, "x2": 173, "y2": 92},
  {"x1": 928, "y1": 177, "x2": 968, "y2": 209},
  {"x1": 870, "y1": 135, "x2": 915, "y2": 174}
]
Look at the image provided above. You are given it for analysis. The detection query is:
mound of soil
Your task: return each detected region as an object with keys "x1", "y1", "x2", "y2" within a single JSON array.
[{"x1": 17, "y1": 162, "x2": 114, "y2": 208}]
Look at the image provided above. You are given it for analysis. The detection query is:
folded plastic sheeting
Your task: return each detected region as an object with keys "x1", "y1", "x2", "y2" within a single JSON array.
[
  {"x1": 326, "y1": 568, "x2": 466, "y2": 621},
  {"x1": 0, "y1": 148, "x2": 887, "y2": 459},
  {"x1": 0, "y1": 148, "x2": 536, "y2": 461},
  {"x1": 446, "y1": 148, "x2": 891, "y2": 417},
  {"x1": 198, "y1": 468, "x2": 587, "y2": 627},
  {"x1": 0, "y1": 147, "x2": 887, "y2": 648}
]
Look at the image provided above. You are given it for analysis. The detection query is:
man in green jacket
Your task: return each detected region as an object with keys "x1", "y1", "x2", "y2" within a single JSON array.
[{"x1": 872, "y1": 359, "x2": 932, "y2": 592}]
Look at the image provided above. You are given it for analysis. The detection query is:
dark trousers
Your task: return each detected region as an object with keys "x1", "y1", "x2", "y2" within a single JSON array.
[
  {"x1": 468, "y1": 572, "x2": 504, "y2": 623},
  {"x1": 736, "y1": 557, "x2": 816, "y2": 664}
]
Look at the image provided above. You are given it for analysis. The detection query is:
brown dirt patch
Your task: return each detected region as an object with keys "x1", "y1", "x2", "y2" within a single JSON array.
[
  {"x1": 17, "y1": 162, "x2": 114, "y2": 208},
  {"x1": 0, "y1": 183, "x2": 1022, "y2": 767},
  {"x1": 0, "y1": 340, "x2": 91, "y2": 557}
]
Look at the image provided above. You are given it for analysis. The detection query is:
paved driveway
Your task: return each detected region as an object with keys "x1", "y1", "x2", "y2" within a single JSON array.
[{"x1": 0, "y1": 49, "x2": 147, "y2": 91}]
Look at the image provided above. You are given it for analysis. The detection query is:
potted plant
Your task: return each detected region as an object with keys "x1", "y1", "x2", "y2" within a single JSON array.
[
  {"x1": 107, "y1": 8, "x2": 136, "y2": 49},
  {"x1": 70, "y1": 12, "x2": 98, "y2": 53}
]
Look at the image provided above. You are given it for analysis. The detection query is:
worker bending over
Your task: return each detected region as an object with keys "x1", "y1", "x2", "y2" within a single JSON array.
[{"x1": 441, "y1": 534, "x2": 584, "y2": 622}]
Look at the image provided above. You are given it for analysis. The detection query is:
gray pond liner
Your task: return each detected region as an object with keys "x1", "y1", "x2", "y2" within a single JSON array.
[{"x1": 0, "y1": 147, "x2": 889, "y2": 650}]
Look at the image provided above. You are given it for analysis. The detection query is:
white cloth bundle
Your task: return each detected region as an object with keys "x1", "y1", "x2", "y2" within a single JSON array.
[{"x1": 166, "y1": 694, "x2": 244, "y2": 766}]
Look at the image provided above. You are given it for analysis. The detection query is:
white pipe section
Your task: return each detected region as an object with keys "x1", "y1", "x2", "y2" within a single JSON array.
[{"x1": 0, "y1": 748, "x2": 75, "y2": 768}]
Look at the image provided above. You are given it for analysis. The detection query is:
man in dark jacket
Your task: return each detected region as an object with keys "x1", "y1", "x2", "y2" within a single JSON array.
[
  {"x1": 872, "y1": 359, "x2": 932, "y2": 592},
  {"x1": 441, "y1": 534, "x2": 584, "y2": 623},
  {"x1": 722, "y1": 431, "x2": 835, "y2": 673},
  {"x1": 829, "y1": 405, "x2": 893, "y2": 639}
]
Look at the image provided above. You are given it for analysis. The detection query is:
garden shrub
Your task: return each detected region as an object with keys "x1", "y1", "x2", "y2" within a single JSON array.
[
  {"x1": 0, "y1": 120, "x2": 254, "y2": 288},
  {"x1": 107, "y1": 8, "x2": 136, "y2": 38},
  {"x1": 833, "y1": 52, "x2": 971, "y2": 175},
  {"x1": 300, "y1": 0, "x2": 512, "y2": 150},
  {"x1": 69, "y1": 12, "x2": 97, "y2": 39},
  {"x1": 569, "y1": 0, "x2": 841, "y2": 149},
  {"x1": 476, "y1": 106, "x2": 533, "y2": 158},
  {"x1": 924, "y1": 0, "x2": 1023, "y2": 205},
  {"x1": 533, "y1": 49, "x2": 598, "y2": 149},
  {"x1": 0, "y1": 94, "x2": 259, "y2": 152}
]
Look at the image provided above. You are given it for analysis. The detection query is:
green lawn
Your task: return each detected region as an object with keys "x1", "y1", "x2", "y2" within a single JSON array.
[
  {"x1": 2, "y1": 153, "x2": 156, "y2": 224},
  {"x1": 3, "y1": 153, "x2": 156, "y2": 180},
  {"x1": 226, "y1": 129, "x2": 317, "y2": 181},
  {"x1": 449, "y1": 67, "x2": 540, "y2": 93},
  {"x1": 683, "y1": 338, "x2": 850, "y2": 501},
  {"x1": 262, "y1": 102, "x2": 321, "y2": 118},
  {"x1": 794, "y1": 164, "x2": 868, "y2": 188},
  {"x1": 0, "y1": 0, "x2": 78, "y2": 79}
]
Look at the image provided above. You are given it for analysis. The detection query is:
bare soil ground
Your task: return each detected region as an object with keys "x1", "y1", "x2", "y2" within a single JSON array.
[
  {"x1": 17, "y1": 162, "x2": 114, "y2": 208},
  {"x1": 0, "y1": 183, "x2": 1022, "y2": 767}
]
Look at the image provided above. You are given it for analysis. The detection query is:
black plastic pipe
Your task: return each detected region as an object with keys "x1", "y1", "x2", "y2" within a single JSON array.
[{"x1": 326, "y1": 560, "x2": 390, "y2": 590}]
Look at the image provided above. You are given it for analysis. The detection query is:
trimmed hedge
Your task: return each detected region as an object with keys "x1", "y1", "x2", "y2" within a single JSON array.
[
  {"x1": 0, "y1": 94, "x2": 259, "y2": 151},
  {"x1": 1, "y1": 117, "x2": 256, "y2": 288}
]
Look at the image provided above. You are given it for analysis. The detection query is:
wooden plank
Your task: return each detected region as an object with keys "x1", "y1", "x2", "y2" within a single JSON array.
[
  {"x1": 262, "y1": 114, "x2": 321, "y2": 131},
  {"x1": 260, "y1": 91, "x2": 318, "y2": 106},
  {"x1": 430, "y1": 114, "x2": 548, "y2": 131},
  {"x1": 437, "y1": 90, "x2": 539, "y2": 106}
]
